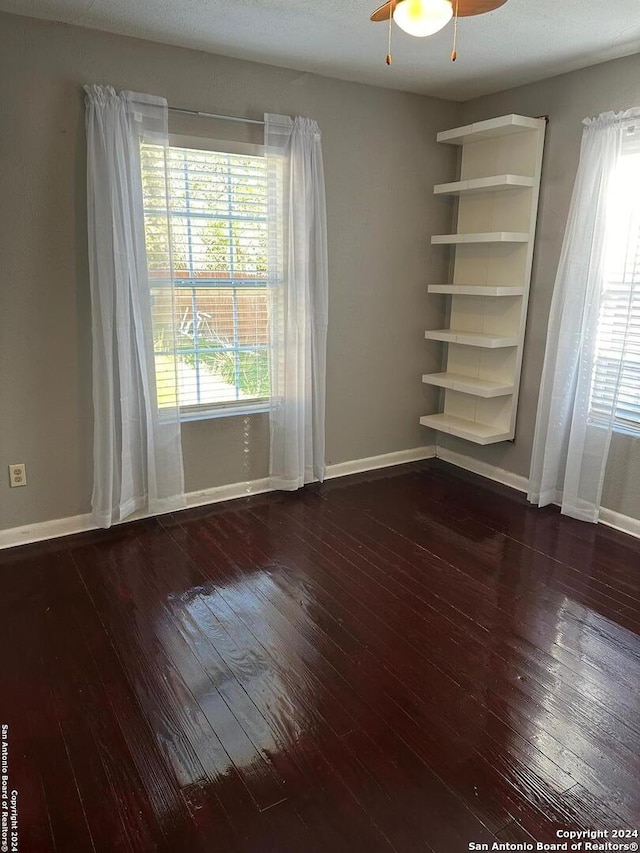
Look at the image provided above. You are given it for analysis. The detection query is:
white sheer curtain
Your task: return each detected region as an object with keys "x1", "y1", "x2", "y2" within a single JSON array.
[
  {"x1": 528, "y1": 108, "x2": 640, "y2": 522},
  {"x1": 85, "y1": 85, "x2": 185, "y2": 528},
  {"x1": 265, "y1": 114, "x2": 328, "y2": 490}
]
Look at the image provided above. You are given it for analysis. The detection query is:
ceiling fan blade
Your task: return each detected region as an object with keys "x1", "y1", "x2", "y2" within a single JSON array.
[
  {"x1": 371, "y1": 0, "x2": 508, "y2": 22},
  {"x1": 455, "y1": 0, "x2": 508, "y2": 17},
  {"x1": 370, "y1": 0, "x2": 398, "y2": 22}
]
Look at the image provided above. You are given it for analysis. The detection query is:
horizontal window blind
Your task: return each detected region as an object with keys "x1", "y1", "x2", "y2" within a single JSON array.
[
  {"x1": 590, "y1": 145, "x2": 640, "y2": 433},
  {"x1": 140, "y1": 142, "x2": 269, "y2": 412}
]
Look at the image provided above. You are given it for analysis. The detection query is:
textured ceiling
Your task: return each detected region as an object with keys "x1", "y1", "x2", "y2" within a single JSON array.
[{"x1": 2, "y1": 0, "x2": 640, "y2": 100}]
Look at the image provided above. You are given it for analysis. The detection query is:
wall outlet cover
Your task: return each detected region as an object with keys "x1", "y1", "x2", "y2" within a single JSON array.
[{"x1": 8, "y1": 464, "x2": 27, "y2": 488}]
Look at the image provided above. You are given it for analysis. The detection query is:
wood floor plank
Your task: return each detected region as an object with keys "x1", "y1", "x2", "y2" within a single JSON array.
[
  {"x1": 287, "y1": 500, "x2": 640, "y2": 768},
  {"x1": 301, "y1": 488, "x2": 640, "y2": 709},
  {"x1": 1, "y1": 460, "x2": 639, "y2": 851},
  {"x1": 222, "y1": 500, "x2": 630, "y2": 824},
  {"x1": 164, "y1": 513, "x2": 501, "y2": 845},
  {"x1": 65, "y1": 548, "x2": 213, "y2": 852},
  {"x1": 77, "y1": 536, "x2": 287, "y2": 815},
  {"x1": 72, "y1": 540, "x2": 257, "y2": 851},
  {"x1": 182, "y1": 510, "x2": 579, "y2": 835},
  {"x1": 240, "y1": 496, "x2": 634, "y2": 760},
  {"x1": 159, "y1": 514, "x2": 362, "y2": 739},
  {"x1": 8, "y1": 556, "x2": 98, "y2": 852},
  {"x1": 0, "y1": 559, "x2": 59, "y2": 852}
]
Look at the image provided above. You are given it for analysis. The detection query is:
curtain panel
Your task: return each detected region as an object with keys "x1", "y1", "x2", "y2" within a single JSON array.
[
  {"x1": 265, "y1": 114, "x2": 329, "y2": 490},
  {"x1": 84, "y1": 85, "x2": 185, "y2": 527},
  {"x1": 528, "y1": 108, "x2": 640, "y2": 522}
]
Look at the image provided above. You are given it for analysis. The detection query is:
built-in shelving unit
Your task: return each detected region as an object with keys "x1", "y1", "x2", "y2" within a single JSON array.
[{"x1": 421, "y1": 113, "x2": 546, "y2": 445}]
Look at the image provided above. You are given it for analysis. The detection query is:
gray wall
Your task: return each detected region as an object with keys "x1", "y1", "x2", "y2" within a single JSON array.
[
  {"x1": 436, "y1": 52, "x2": 640, "y2": 521},
  {"x1": 0, "y1": 11, "x2": 459, "y2": 531}
]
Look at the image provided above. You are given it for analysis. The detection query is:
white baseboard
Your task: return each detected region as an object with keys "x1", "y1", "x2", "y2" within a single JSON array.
[
  {"x1": 0, "y1": 445, "x2": 436, "y2": 551},
  {"x1": 598, "y1": 507, "x2": 640, "y2": 539},
  {"x1": 435, "y1": 446, "x2": 529, "y2": 493},
  {"x1": 325, "y1": 446, "x2": 436, "y2": 480},
  {"x1": 185, "y1": 477, "x2": 272, "y2": 511},
  {"x1": 7, "y1": 443, "x2": 636, "y2": 548},
  {"x1": 0, "y1": 513, "x2": 98, "y2": 551},
  {"x1": 435, "y1": 446, "x2": 640, "y2": 541}
]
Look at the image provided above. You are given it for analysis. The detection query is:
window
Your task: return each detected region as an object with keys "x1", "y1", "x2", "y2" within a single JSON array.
[
  {"x1": 589, "y1": 131, "x2": 640, "y2": 435},
  {"x1": 141, "y1": 136, "x2": 269, "y2": 418}
]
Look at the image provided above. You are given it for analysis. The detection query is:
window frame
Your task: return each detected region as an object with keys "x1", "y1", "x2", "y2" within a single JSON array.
[
  {"x1": 587, "y1": 133, "x2": 640, "y2": 438},
  {"x1": 154, "y1": 133, "x2": 270, "y2": 422}
]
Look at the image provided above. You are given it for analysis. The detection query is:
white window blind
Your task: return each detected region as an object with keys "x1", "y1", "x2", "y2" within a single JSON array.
[
  {"x1": 140, "y1": 140, "x2": 269, "y2": 416},
  {"x1": 589, "y1": 139, "x2": 640, "y2": 434}
]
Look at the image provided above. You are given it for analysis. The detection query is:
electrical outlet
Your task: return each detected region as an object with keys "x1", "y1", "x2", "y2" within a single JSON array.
[{"x1": 8, "y1": 464, "x2": 27, "y2": 488}]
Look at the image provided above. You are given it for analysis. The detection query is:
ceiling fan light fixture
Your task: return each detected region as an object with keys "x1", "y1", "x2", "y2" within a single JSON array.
[{"x1": 392, "y1": 0, "x2": 454, "y2": 37}]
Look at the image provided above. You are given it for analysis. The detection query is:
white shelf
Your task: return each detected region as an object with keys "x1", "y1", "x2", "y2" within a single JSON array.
[
  {"x1": 432, "y1": 232, "x2": 530, "y2": 245},
  {"x1": 434, "y1": 175, "x2": 535, "y2": 196},
  {"x1": 437, "y1": 115, "x2": 543, "y2": 146},
  {"x1": 427, "y1": 284, "x2": 525, "y2": 296},
  {"x1": 425, "y1": 329, "x2": 519, "y2": 348},
  {"x1": 419, "y1": 413, "x2": 512, "y2": 445},
  {"x1": 421, "y1": 372, "x2": 514, "y2": 398}
]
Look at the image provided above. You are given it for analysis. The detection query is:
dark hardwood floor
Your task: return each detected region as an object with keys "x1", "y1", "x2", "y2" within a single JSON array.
[{"x1": 1, "y1": 459, "x2": 639, "y2": 852}]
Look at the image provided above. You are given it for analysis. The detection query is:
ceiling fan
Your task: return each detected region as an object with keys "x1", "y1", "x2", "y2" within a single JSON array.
[{"x1": 371, "y1": 0, "x2": 509, "y2": 63}]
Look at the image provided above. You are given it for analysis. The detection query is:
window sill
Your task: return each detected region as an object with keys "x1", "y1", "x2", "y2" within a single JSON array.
[
  {"x1": 180, "y1": 402, "x2": 269, "y2": 423},
  {"x1": 588, "y1": 414, "x2": 640, "y2": 438},
  {"x1": 612, "y1": 422, "x2": 640, "y2": 439}
]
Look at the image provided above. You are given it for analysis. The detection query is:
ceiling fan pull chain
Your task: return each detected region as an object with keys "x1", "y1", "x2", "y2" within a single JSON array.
[
  {"x1": 451, "y1": 0, "x2": 460, "y2": 61},
  {"x1": 386, "y1": 0, "x2": 393, "y2": 64}
]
